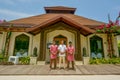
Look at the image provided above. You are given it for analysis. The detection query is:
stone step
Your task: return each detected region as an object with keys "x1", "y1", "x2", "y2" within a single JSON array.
[{"x1": 37, "y1": 61, "x2": 45, "y2": 65}]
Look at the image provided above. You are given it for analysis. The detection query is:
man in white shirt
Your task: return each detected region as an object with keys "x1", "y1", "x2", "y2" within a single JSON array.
[{"x1": 58, "y1": 40, "x2": 67, "y2": 69}]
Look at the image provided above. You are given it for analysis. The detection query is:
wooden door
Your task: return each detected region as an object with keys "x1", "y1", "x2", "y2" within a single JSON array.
[
  {"x1": 53, "y1": 35, "x2": 67, "y2": 45},
  {"x1": 53, "y1": 35, "x2": 67, "y2": 63}
]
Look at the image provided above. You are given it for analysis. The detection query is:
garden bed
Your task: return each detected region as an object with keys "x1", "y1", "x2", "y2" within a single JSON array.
[{"x1": 90, "y1": 58, "x2": 120, "y2": 64}]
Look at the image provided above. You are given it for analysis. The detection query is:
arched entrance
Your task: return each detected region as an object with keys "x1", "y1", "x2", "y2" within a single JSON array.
[
  {"x1": 14, "y1": 34, "x2": 29, "y2": 56},
  {"x1": 54, "y1": 35, "x2": 67, "y2": 45},
  {"x1": 38, "y1": 22, "x2": 82, "y2": 61},
  {"x1": 90, "y1": 35, "x2": 104, "y2": 58},
  {"x1": 45, "y1": 30, "x2": 74, "y2": 63}
]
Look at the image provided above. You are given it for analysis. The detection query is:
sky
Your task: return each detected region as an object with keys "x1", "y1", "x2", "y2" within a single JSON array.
[{"x1": 0, "y1": 0, "x2": 120, "y2": 23}]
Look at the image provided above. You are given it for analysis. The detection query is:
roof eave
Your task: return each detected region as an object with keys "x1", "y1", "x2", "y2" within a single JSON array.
[{"x1": 26, "y1": 15, "x2": 95, "y2": 36}]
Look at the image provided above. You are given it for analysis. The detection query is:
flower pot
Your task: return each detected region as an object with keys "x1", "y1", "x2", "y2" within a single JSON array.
[
  {"x1": 83, "y1": 57, "x2": 90, "y2": 65},
  {"x1": 30, "y1": 57, "x2": 37, "y2": 65}
]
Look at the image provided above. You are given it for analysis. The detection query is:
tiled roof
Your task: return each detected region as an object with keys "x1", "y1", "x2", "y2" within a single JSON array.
[
  {"x1": 26, "y1": 15, "x2": 96, "y2": 36},
  {"x1": 0, "y1": 13, "x2": 105, "y2": 35},
  {"x1": 8, "y1": 13, "x2": 104, "y2": 26}
]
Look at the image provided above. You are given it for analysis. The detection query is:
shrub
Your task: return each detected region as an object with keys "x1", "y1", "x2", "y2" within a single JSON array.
[
  {"x1": 0, "y1": 54, "x2": 4, "y2": 62},
  {"x1": 19, "y1": 57, "x2": 30, "y2": 65},
  {"x1": 0, "y1": 53, "x2": 9, "y2": 64},
  {"x1": 89, "y1": 58, "x2": 120, "y2": 64}
]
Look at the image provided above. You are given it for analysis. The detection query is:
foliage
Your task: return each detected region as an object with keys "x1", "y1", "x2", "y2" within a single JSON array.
[
  {"x1": 0, "y1": 53, "x2": 3, "y2": 58},
  {"x1": 0, "y1": 54, "x2": 4, "y2": 62},
  {"x1": 0, "y1": 54, "x2": 14, "y2": 65},
  {"x1": 96, "y1": 13, "x2": 120, "y2": 58},
  {"x1": 0, "y1": 53, "x2": 8, "y2": 62},
  {"x1": 0, "y1": 49, "x2": 5, "y2": 57},
  {"x1": 90, "y1": 58, "x2": 120, "y2": 64},
  {"x1": 19, "y1": 57, "x2": 30, "y2": 65},
  {"x1": 97, "y1": 23, "x2": 120, "y2": 34}
]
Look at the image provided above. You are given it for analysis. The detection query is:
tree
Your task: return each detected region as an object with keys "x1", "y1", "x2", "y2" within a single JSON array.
[
  {"x1": 4, "y1": 24, "x2": 13, "y2": 57},
  {"x1": 96, "y1": 12, "x2": 120, "y2": 58}
]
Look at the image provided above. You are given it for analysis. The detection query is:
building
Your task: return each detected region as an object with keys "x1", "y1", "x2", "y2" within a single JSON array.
[{"x1": 0, "y1": 6, "x2": 119, "y2": 64}]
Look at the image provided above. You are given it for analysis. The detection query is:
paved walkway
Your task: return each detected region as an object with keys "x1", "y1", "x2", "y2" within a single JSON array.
[{"x1": 0, "y1": 64, "x2": 120, "y2": 75}]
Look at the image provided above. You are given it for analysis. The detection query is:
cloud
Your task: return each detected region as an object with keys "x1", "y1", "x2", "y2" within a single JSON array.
[{"x1": 0, "y1": 8, "x2": 33, "y2": 18}]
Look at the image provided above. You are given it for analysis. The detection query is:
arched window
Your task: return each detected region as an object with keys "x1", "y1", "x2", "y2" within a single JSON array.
[
  {"x1": 14, "y1": 34, "x2": 29, "y2": 56},
  {"x1": 90, "y1": 35, "x2": 104, "y2": 58}
]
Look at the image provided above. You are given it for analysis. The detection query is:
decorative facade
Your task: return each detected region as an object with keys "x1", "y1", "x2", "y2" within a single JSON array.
[{"x1": 0, "y1": 6, "x2": 119, "y2": 64}]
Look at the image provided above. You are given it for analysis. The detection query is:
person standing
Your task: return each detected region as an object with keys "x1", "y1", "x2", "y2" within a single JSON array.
[
  {"x1": 50, "y1": 41, "x2": 58, "y2": 69},
  {"x1": 58, "y1": 40, "x2": 67, "y2": 69},
  {"x1": 67, "y1": 41, "x2": 75, "y2": 70}
]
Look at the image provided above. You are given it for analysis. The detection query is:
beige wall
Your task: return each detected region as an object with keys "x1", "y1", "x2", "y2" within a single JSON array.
[
  {"x1": 8, "y1": 32, "x2": 33, "y2": 56},
  {"x1": 1, "y1": 30, "x2": 119, "y2": 59},
  {"x1": 114, "y1": 35, "x2": 120, "y2": 56},
  {"x1": 0, "y1": 33, "x2": 3, "y2": 52},
  {"x1": 0, "y1": 31, "x2": 41, "y2": 57},
  {"x1": 113, "y1": 35, "x2": 119, "y2": 57},
  {"x1": 80, "y1": 34, "x2": 88, "y2": 57},
  {"x1": 0, "y1": 32, "x2": 7, "y2": 53},
  {"x1": 32, "y1": 33, "x2": 41, "y2": 56}
]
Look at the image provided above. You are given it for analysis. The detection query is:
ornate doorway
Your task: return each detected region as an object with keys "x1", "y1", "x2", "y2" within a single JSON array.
[{"x1": 54, "y1": 35, "x2": 67, "y2": 45}]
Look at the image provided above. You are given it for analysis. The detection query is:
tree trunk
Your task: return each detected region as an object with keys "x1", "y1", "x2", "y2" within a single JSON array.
[
  {"x1": 4, "y1": 31, "x2": 11, "y2": 57},
  {"x1": 107, "y1": 33, "x2": 114, "y2": 58}
]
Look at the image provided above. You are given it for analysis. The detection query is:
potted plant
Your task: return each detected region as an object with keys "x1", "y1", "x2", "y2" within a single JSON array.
[
  {"x1": 30, "y1": 47, "x2": 37, "y2": 65},
  {"x1": 83, "y1": 47, "x2": 90, "y2": 65}
]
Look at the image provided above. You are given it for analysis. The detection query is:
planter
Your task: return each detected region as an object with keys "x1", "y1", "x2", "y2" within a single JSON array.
[
  {"x1": 30, "y1": 57, "x2": 37, "y2": 65},
  {"x1": 83, "y1": 57, "x2": 90, "y2": 65}
]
